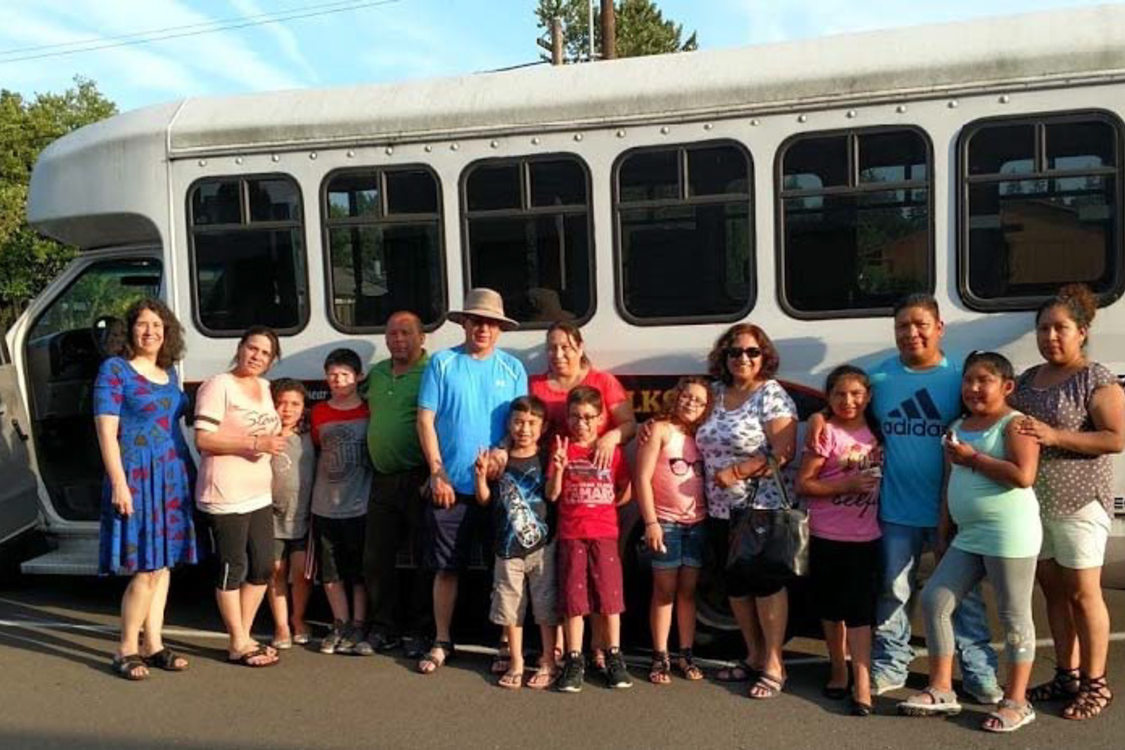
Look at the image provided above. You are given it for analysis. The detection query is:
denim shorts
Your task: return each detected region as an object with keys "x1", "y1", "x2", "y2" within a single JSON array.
[{"x1": 651, "y1": 521, "x2": 707, "y2": 570}]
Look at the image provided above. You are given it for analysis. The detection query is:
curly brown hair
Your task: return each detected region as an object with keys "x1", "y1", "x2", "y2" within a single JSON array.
[
  {"x1": 1036, "y1": 283, "x2": 1098, "y2": 347},
  {"x1": 121, "y1": 298, "x2": 186, "y2": 370},
  {"x1": 706, "y1": 323, "x2": 779, "y2": 385}
]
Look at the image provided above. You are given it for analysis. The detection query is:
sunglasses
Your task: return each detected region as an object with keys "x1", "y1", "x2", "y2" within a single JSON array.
[
  {"x1": 725, "y1": 346, "x2": 762, "y2": 360},
  {"x1": 669, "y1": 458, "x2": 705, "y2": 477}
]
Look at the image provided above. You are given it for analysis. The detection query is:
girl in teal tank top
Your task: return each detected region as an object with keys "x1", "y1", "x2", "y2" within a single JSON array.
[{"x1": 899, "y1": 352, "x2": 1042, "y2": 733}]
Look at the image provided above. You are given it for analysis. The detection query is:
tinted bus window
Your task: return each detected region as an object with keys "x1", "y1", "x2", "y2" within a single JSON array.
[
  {"x1": 779, "y1": 128, "x2": 932, "y2": 317},
  {"x1": 615, "y1": 142, "x2": 753, "y2": 323},
  {"x1": 189, "y1": 175, "x2": 308, "y2": 335},
  {"x1": 961, "y1": 113, "x2": 1124, "y2": 308},
  {"x1": 462, "y1": 156, "x2": 592, "y2": 324},
  {"x1": 323, "y1": 167, "x2": 444, "y2": 331}
]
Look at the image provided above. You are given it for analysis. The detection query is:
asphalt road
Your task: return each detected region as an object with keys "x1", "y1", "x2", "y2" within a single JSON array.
[{"x1": 0, "y1": 571, "x2": 1122, "y2": 750}]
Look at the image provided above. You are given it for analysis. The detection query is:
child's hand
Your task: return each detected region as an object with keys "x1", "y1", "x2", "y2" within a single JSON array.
[
  {"x1": 486, "y1": 447, "x2": 509, "y2": 479},
  {"x1": 552, "y1": 435, "x2": 569, "y2": 470},
  {"x1": 841, "y1": 472, "x2": 879, "y2": 493},
  {"x1": 474, "y1": 448, "x2": 489, "y2": 480},
  {"x1": 644, "y1": 522, "x2": 667, "y2": 554},
  {"x1": 945, "y1": 440, "x2": 976, "y2": 466}
]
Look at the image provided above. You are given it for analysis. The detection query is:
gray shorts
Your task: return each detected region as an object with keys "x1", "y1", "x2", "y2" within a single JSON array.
[{"x1": 489, "y1": 541, "x2": 557, "y2": 627}]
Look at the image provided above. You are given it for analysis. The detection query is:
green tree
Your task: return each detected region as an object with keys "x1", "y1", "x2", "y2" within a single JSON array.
[
  {"x1": 0, "y1": 77, "x2": 116, "y2": 329},
  {"x1": 535, "y1": 0, "x2": 698, "y2": 62}
]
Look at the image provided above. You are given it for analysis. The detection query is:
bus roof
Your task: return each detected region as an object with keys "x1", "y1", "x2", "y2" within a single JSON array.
[{"x1": 28, "y1": 4, "x2": 1125, "y2": 247}]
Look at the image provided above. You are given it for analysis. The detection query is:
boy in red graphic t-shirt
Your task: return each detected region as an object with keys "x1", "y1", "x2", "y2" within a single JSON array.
[{"x1": 546, "y1": 385, "x2": 632, "y2": 693}]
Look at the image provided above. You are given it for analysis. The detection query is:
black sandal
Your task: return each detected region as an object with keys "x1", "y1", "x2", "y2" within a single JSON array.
[
  {"x1": 649, "y1": 651, "x2": 671, "y2": 685},
  {"x1": 1027, "y1": 667, "x2": 1080, "y2": 702},
  {"x1": 675, "y1": 648, "x2": 704, "y2": 681},
  {"x1": 112, "y1": 653, "x2": 149, "y2": 681},
  {"x1": 715, "y1": 659, "x2": 757, "y2": 683},
  {"x1": 418, "y1": 640, "x2": 454, "y2": 674},
  {"x1": 145, "y1": 648, "x2": 189, "y2": 672},
  {"x1": 1062, "y1": 674, "x2": 1113, "y2": 720}
]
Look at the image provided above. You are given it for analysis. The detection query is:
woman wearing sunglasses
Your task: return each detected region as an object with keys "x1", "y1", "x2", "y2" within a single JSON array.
[
  {"x1": 694, "y1": 323, "x2": 798, "y2": 699},
  {"x1": 634, "y1": 376, "x2": 713, "y2": 685}
]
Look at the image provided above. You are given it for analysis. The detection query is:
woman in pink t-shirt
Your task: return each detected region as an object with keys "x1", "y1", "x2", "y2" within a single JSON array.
[
  {"x1": 529, "y1": 321, "x2": 637, "y2": 465},
  {"x1": 795, "y1": 365, "x2": 883, "y2": 716},
  {"x1": 635, "y1": 377, "x2": 711, "y2": 685},
  {"x1": 194, "y1": 326, "x2": 286, "y2": 667}
]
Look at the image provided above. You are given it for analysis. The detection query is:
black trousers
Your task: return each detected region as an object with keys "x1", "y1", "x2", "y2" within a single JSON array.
[{"x1": 363, "y1": 467, "x2": 433, "y2": 637}]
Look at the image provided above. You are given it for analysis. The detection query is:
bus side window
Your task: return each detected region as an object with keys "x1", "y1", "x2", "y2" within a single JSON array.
[
  {"x1": 615, "y1": 141, "x2": 754, "y2": 323},
  {"x1": 462, "y1": 156, "x2": 593, "y2": 325},
  {"x1": 960, "y1": 112, "x2": 1123, "y2": 309},
  {"x1": 323, "y1": 167, "x2": 445, "y2": 331},
  {"x1": 778, "y1": 127, "x2": 933, "y2": 317},
  {"x1": 188, "y1": 175, "x2": 308, "y2": 335}
]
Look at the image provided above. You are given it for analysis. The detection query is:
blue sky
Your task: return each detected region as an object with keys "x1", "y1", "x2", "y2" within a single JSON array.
[{"x1": 1, "y1": 0, "x2": 1117, "y2": 112}]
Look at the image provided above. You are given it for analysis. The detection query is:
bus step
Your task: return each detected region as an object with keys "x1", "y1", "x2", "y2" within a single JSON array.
[{"x1": 20, "y1": 538, "x2": 99, "y2": 576}]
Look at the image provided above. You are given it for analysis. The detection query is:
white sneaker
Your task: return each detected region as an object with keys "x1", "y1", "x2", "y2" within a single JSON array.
[
  {"x1": 965, "y1": 683, "x2": 1004, "y2": 705},
  {"x1": 872, "y1": 676, "x2": 907, "y2": 696}
]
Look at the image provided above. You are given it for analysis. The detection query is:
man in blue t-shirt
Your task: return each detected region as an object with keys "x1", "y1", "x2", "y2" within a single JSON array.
[
  {"x1": 415, "y1": 288, "x2": 528, "y2": 674},
  {"x1": 867, "y1": 294, "x2": 1000, "y2": 701}
]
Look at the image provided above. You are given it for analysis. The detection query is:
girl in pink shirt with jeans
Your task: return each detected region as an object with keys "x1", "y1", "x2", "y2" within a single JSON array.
[
  {"x1": 635, "y1": 377, "x2": 712, "y2": 685},
  {"x1": 796, "y1": 365, "x2": 883, "y2": 716}
]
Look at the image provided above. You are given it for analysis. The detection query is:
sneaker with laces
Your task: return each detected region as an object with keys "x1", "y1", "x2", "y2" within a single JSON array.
[
  {"x1": 604, "y1": 647, "x2": 633, "y2": 689},
  {"x1": 556, "y1": 652, "x2": 585, "y2": 693},
  {"x1": 320, "y1": 621, "x2": 346, "y2": 655},
  {"x1": 352, "y1": 626, "x2": 375, "y2": 657},
  {"x1": 335, "y1": 622, "x2": 361, "y2": 655},
  {"x1": 872, "y1": 675, "x2": 907, "y2": 696}
]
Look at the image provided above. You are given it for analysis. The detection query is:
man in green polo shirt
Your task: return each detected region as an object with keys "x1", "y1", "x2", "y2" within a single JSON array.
[{"x1": 363, "y1": 310, "x2": 432, "y2": 656}]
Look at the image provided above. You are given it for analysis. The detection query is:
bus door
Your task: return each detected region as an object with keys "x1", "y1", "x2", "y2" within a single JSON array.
[
  {"x1": 6, "y1": 251, "x2": 162, "y2": 534},
  {"x1": 0, "y1": 342, "x2": 40, "y2": 545}
]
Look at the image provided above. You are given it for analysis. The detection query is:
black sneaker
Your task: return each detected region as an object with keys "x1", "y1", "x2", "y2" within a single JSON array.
[
  {"x1": 368, "y1": 632, "x2": 402, "y2": 653},
  {"x1": 557, "y1": 652, "x2": 585, "y2": 693},
  {"x1": 605, "y1": 647, "x2": 633, "y2": 689}
]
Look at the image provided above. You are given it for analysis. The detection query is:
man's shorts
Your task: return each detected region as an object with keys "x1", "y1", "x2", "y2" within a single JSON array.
[
  {"x1": 490, "y1": 541, "x2": 557, "y2": 627},
  {"x1": 313, "y1": 514, "x2": 366, "y2": 584},
  {"x1": 423, "y1": 494, "x2": 484, "y2": 572},
  {"x1": 557, "y1": 537, "x2": 625, "y2": 618},
  {"x1": 650, "y1": 520, "x2": 707, "y2": 570},
  {"x1": 1039, "y1": 502, "x2": 1111, "y2": 570}
]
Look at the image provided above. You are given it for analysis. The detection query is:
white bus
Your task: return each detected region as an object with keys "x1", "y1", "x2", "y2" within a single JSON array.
[{"x1": 2, "y1": 5, "x2": 1123, "y2": 586}]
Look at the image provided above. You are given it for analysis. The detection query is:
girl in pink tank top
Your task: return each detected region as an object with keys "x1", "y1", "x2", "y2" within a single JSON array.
[{"x1": 635, "y1": 377, "x2": 711, "y2": 685}]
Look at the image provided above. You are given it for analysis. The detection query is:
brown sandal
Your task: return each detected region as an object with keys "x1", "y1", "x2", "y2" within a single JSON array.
[
  {"x1": 1062, "y1": 674, "x2": 1113, "y2": 720},
  {"x1": 649, "y1": 651, "x2": 671, "y2": 685},
  {"x1": 675, "y1": 649, "x2": 704, "y2": 681}
]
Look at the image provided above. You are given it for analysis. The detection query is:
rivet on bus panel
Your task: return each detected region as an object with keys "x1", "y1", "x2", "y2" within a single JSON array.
[
  {"x1": 895, "y1": 105, "x2": 908, "y2": 114},
  {"x1": 309, "y1": 152, "x2": 318, "y2": 160},
  {"x1": 703, "y1": 123, "x2": 713, "y2": 130},
  {"x1": 797, "y1": 114, "x2": 808, "y2": 123},
  {"x1": 846, "y1": 110, "x2": 857, "y2": 119},
  {"x1": 750, "y1": 119, "x2": 760, "y2": 126},
  {"x1": 531, "y1": 137, "x2": 541, "y2": 145},
  {"x1": 999, "y1": 94, "x2": 1011, "y2": 104},
  {"x1": 424, "y1": 145, "x2": 433, "y2": 153},
  {"x1": 271, "y1": 154, "x2": 280, "y2": 162},
  {"x1": 490, "y1": 140, "x2": 499, "y2": 149},
  {"x1": 573, "y1": 133, "x2": 583, "y2": 142},
  {"x1": 234, "y1": 157, "x2": 243, "y2": 165},
  {"x1": 616, "y1": 130, "x2": 626, "y2": 138},
  {"x1": 947, "y1": 100, "x2": 958, "y2": 108},
  {"x1": 198, "y1": 159, "x2": 206, "y2": 167},
  {"x1": 346, "y1": 150, "x2": 355, "y2": 158},
  {"x1": 451, "y1": 143, "x2": 460, "y2": 151},
  {"x1": 660, "y1": 126, "x2": 670, "y2": 135},
  {"x1": 385, "y1": 146, "x2": 394, "y2": 156}
]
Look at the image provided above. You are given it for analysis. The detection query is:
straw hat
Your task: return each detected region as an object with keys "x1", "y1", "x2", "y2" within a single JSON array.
[{"x1": 447, "y1": 287, "x2": 518, "y2": 331}]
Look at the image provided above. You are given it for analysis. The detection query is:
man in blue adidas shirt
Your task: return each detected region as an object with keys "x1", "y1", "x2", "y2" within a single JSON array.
[
  {"x1": 867, "y1": 294, "x2": 1000, "y2": 701},
  {"x1": 416, "y1": 288, "x2": 528, "y2": 675}
]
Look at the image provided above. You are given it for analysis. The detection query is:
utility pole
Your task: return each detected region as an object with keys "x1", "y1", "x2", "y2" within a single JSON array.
[
  {"x1": 587, "y1": 1, "x2": 595, "y2": 60},
  {"x1": 551, "y1": 17, "x2": 563, "y2": 65},
  {"x1": 601, "y1": 0, "x2": 616, "y2": 59}
]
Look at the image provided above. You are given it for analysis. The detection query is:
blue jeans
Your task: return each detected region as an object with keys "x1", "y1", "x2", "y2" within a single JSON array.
[{"x1": 872, "y1": 522, "x2": 999, "y2": 690}]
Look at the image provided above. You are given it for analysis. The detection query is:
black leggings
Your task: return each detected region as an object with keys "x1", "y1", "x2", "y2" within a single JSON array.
[{"x1": 204, "y1": 505, "x2": 275, "y2": 591}]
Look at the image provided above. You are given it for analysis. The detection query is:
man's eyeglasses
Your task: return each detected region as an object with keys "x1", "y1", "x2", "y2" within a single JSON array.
[{"x1": 725, "y1": 346, "x2": 762, "y2": 360}]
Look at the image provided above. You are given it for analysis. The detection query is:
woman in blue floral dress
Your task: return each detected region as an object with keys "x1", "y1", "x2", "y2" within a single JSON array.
[{"x1": 94, "y1": 298, "x2": 197, "y2": 680}]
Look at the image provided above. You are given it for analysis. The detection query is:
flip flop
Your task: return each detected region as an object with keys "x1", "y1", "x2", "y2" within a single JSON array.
[
  {"x1": 497, "y1": 669, "x2": 524, "y2": 690},
  {"x1": 228, "y1": 645, "x2": 278, "y2": 668},
  {"x1": 527, "y1": 664, "x2": 558, "y2": 690},
  {"x1": 491, "y1": 645, "x2": 511, "y2": 675}
]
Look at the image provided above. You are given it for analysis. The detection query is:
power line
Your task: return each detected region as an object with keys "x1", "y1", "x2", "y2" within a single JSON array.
[{"x1": 0, "y1": 0, "x2": 400, "y2": 64}]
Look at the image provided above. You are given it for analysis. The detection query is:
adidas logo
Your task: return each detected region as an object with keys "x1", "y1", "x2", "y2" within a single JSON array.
[{"x1": 884, "y1": 389, "x2": 945, "y2": 437}]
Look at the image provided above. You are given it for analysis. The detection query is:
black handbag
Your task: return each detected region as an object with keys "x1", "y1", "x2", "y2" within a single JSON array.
[{"x1": 725, "y1": 455, "x2": 810, "y2": 582}]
